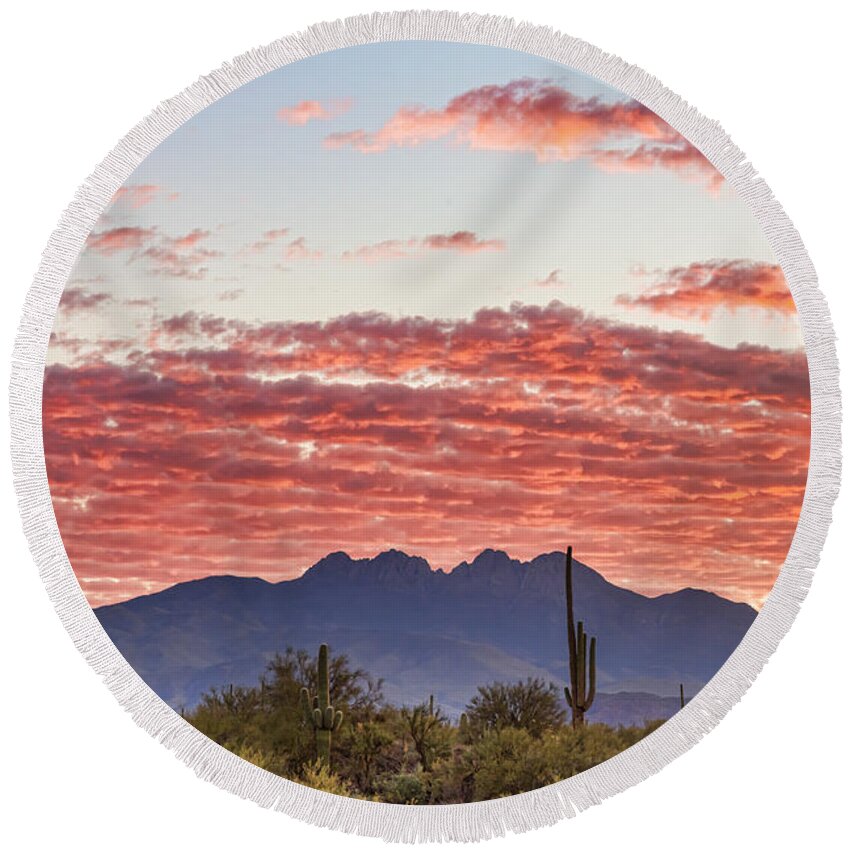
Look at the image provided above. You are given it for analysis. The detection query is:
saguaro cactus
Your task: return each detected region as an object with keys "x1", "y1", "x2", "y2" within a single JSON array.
[
  {"x1": 679, "y1": 683, "x2": 686, "y2": 709},
  {"x1": 563, "y1": 546, "x2": 597, "y2": 728},
  {"x1": 300, "y1": 643, "x2": 344, "y2": 766}
]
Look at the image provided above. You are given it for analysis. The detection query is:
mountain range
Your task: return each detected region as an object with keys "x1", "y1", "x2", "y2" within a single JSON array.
[{"x1": 94, "y1": 549, "x2": 757, "y2": 722}]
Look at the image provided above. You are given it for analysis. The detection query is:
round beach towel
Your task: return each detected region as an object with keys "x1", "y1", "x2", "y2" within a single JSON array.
[{"x1": 10, "y1": 10, "x2": 839, "y2": 842}]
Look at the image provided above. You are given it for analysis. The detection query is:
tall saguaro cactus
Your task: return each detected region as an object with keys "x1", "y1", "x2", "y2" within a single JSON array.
[
  {"x1": 563, "y1": 546, "x2": 597, "y2": 728},
  {"x1": 300, "y1": 643, "x2": 344, "y2": 766}
]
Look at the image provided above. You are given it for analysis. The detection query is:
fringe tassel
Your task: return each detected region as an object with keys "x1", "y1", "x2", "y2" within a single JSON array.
[{"x1": 8, "y1": 9, "x2": 841, "y2": 843}]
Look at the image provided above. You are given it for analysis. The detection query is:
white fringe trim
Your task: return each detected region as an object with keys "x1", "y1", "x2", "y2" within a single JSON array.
[{"x1": 8, "y1": 9, "x2": 841, "y2": 843}]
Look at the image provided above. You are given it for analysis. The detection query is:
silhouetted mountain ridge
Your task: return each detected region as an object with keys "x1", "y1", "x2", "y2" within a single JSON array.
[{"x1": 95, "y1": 548, "x2": 757, "y2": 720}]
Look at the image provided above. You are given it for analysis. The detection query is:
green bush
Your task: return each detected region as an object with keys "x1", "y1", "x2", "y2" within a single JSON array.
[
  {"x1": 225, "y1": 742, "x2": 278, "y2": 773},
  {"x1": 468, "y1": 727, "x2": 555, "y2": 800},
  {"x1": 379, "y1": 771, "x2": 429, "y2": 805},
  {"x1": 465, "y1": 679, "x2": 565, "y2": 738},
  {"x1": 299, "y1": 760, "x2": 357, "y2": 797}
]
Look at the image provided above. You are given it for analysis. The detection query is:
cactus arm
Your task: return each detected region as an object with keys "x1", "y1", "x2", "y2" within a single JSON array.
[
  {"x1": 333, "y1": 710, "x2": 343, "y2": 732},
  {"x1": 300, "y1": 687, "x2": 312, "y2": 724},
  {"x1": 564, "y1": 686, "x2": 573, "y2": 709},
  {"x1": 579, "y1": 623, "x2": 588, "y2": 708}
]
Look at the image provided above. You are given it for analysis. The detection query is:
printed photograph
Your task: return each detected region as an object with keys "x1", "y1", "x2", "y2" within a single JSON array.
[{"x1": 43, "y1": 41, "x2": 809, "y2": 803}]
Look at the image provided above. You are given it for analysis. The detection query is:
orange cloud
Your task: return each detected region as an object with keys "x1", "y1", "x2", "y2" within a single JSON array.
[
  {"x1": 44, "y1": 297, "x2": 808, "y2": 608},
  {"x1": 342, "y1": 231, "x2": 504, "y2": 262},
  {"x1": 324, "y1": 78, "x2": 719, "y2": 188},
  {"x1": 618, "y1": 261, "x2": 795, "y2": 320},
  {"x1": 278, "y1": 97, "x2": 352, "y2": 125}
]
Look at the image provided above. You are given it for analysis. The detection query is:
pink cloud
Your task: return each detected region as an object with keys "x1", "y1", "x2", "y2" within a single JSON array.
[
  {"x1": 59, "y1": 286, "x2": 112, "y2": 314},
  {"x1": 324, "y1": 78, "x2": 719, "y2": 188},
  {"x1": 342, "y1": 231, "x2": 504, "y2": 262},
  {"x1": 533, "y1": 269, "x2": 565, "y2": 288},
  {"x1": 341, "y1": 239, "x2": 415, "y2": 263},
  {"x1": 138, "y1": 229, "x2": 221, "y2": 280},
  {"x1": 278, "y1": 97, "x2": 352, "y2": 125},
  {"x1": 618, "y1": 261, "x2": 795, "y2": 320},
  {"x1": 169, "y1": 228, "x2": 209, "y2": 250},
  {"x1": 241, "y1": 228, "x2": 290, "y2": 255},
  {"x1": 593, "y1": 145, "x2": 725, "y2": 191},
  {"x1": 110, "y1": 185, "x2": 177, "y2": 208},
  {"x1": 421, "y1": 231, "x2": 504, "y2": 253},
  {"x1": 284, "y1": 236, "x2": 323, "y2": 260},
  {"x1": 86, "y1": 226, "x2": 156, "y2": 255}
]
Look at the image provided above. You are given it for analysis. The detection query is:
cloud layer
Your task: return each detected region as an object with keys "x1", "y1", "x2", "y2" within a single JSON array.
[{"x1": 44, "y1": 300, "x2": 808, "y2": 607}]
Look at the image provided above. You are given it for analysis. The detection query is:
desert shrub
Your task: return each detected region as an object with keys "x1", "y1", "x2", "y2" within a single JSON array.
[
  {"x1": 400, "y1": 700, "x2": 452, "y2": 771},
  {"x1": 466, "y1": 722, "x2": 660, "y2": 800},
  {"x1": 615, "y1": 718, "x2": 666, "y2": 748},
  {"x1": 540, "y1": 723, "x2": 634, "y2": 782},
  {"x1": 299, "y1": 760, "x2": 356, "y2": 797},
  {"x1": 337, "y1": 718, "x2": 397, "y2": 793},
  {"x1": 188, "y1": 686, "x2": 266, "y2": 752},
  {"x1": 379, "y1": 771, "x2": 429, "y2": 805},
  {"x1": 428, "y1": 745, "x2": 478, "y2": 804},
  {"x1": 225, "y1": 742, "x2": 279, "y2": 773},
  {"x1": 465, "y1": 679, "x2": 565, "y2": 739},
  {"x1": 469, "y1": 727, "x2": 555, "y2": 800}
]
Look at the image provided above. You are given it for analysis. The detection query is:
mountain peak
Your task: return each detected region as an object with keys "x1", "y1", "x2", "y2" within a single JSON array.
[
  {"x1": 371, "y1": 549, "x2": 432, "y2": 577},
  {"x1": 307, "y1": 550, "x2": 355, "y2": 573},
  {"x1": 300, "y1": 548, "x2": 432, "y2": 585},
  {"x1": 471, "y1": 548, "x2": 516, "y2": 567}
]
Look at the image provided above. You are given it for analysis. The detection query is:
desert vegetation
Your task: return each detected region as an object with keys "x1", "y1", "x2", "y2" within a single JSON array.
[
  {"x1": 186, "y1": 650, "x2": 662, "y2": 802},
  {"x1": 183, "y1": 548, "x2": 665, "y2": 802}
]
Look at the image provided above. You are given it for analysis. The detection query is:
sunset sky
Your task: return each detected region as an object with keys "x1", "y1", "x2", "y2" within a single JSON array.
[{"x1": 44, "y1": 42, "x2": 809, "y2": 607}]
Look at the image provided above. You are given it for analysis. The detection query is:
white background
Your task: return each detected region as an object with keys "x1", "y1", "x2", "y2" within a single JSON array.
[{"x1": 1, "y1": 2, "x2": 846, "y2": 847}]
